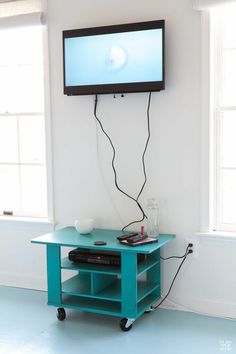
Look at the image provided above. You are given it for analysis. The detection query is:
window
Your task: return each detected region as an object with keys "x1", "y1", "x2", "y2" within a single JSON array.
[
  {"x1": 210, "y1": 4, "x2": 236, "y2": 231},
  {"x1": 0, "y1": 25, "x2": 48, "y2": 218}
]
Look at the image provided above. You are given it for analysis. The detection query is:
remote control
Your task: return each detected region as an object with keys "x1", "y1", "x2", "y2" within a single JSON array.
[
  {"x1": 127, "y1": 234, "x2": 148, "y2": 244},
  {"x1": 117, "y1": 232, "x2": 139, "y2": 241}
]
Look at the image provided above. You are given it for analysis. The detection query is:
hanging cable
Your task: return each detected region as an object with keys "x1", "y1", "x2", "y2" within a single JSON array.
[
  {"x1": 121, "y1": 92, "x2": 152, "y2": 231},
  {"x1": 137, "y1": 92, "x2": 151, "y2": 201},
  {"x1": 93, "y1": 95, "x2": 147, "y2": 229},
  {"x1": 95, "y1": 120, "x2": 125, "y2": 226}
]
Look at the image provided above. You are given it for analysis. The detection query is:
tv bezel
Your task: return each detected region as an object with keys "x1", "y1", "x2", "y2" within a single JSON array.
[{"x1": 63, "y1": 19, "x2": 165, "y2": 96}]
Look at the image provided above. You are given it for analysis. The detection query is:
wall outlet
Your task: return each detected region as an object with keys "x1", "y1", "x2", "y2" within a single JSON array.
[{"x1": 186, "y1": 238, "x2": 199, "y2": 259}]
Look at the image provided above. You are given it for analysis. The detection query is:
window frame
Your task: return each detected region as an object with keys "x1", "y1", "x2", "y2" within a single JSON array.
[
  {"x1": 0, "y1": 23, "x2": 54, "y2": 223},
  {"x1": 201, "y1": 7, "x2": 236, "y2": 233}
]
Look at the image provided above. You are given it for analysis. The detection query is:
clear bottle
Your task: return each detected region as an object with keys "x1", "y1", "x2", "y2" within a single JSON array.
[{"x1": 146, "y1": 198, "x2": 159, "y2": 237}]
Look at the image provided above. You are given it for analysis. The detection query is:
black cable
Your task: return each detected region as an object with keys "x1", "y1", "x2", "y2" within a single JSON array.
[
  {"x1": 160, "y1": 244, "x2": 191, "y2": 260},
  {"x1": 161, "y1": 248, "x2": 190, "y2": 260},
  {"x1": 121, "y1": 92, "x2": 152, "y2": 231},
  {"x1": 137, "y1": 92, "x2": 151, "y2": 200},
  {"x1": 161, "y1": 254, "x2": 188, "y2": 260},
  {"x1": 151, "y1": 247, "x2": 190, "y2": 310},
  {"x1": 94, "y1": 95, "x2": 147, "y2": 229}
]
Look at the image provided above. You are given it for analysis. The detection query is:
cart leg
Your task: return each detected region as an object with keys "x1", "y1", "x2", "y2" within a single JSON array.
[
  {"x1": 121, "y1": 252, "x2": 137, "y2": 318},
  {"x1": 46, "y1": 244, "x2": 61, "y2": 306}
]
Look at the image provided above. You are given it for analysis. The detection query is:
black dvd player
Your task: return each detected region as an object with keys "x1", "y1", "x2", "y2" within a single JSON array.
[{"x1": 68, "y1": 248, "x2": 145, "y2": 266}]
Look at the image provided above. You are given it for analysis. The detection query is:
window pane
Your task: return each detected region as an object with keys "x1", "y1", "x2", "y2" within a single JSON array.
[
  {"x1": 223, "y1": 20, "x2": 236, "y2": 49},
  {"x1": 0, "y1": 165, "x2": 20, "y2": 211},
  {"x1": 15, "y1": 64, "x2": 44, "y2": 113},
  {"x1": 0, "y1": 27, "x2": 43, "y2": 65},
  {"x1": 0, "y1": 65, "x2": 15, "y2": 113},
  {"x1": 222, "y1": 50, "x2": 236, "y2": 106},
  {"x1": 0, "y1": 26, "x2": 44, "y2": 114},
  {"x1": 221, "y1": 111, "x2": 236, "y2": 167},
  {"x1": 20, "y1": 165, "x2": 47, "y2": 216},
  {"x1": 222, "y1": 5, "x2": 236, "y2": 49},
  {"x1": 221, "y1": 169, "x2": 236, "y2": 224},
  {"x1": 19, "y1": 115, "x2": 46, "y2": 164},
  {"x1": 0, "y1": 116, "x2": 18, "y2": 163}
]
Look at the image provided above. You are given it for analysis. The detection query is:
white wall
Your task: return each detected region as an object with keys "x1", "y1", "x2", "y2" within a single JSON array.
[
  {"x1": 0, "y1": 0, "x2": 236, "y2": 319},
  {"x1": 0, "y1": 219, "x2": 53, "y2": 290}
]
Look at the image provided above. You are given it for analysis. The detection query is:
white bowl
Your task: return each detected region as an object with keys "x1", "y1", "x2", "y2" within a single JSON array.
[{"x1": 74, "y1": 218, "x2": 94, "y2": 234}]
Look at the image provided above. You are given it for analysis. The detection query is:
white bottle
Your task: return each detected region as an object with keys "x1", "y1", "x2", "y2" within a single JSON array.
[{"x1": 146, "y1": 198, "x2": 159, "y2": 237}]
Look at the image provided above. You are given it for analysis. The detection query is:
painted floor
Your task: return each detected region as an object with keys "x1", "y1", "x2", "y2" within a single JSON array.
[{"x1": 0, "y1": 285, "x2": 235, "y2": 354}]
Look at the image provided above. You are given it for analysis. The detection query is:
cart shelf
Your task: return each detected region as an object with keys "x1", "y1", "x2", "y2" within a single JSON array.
[
  {"x1": 62, "y1": 295, "x2": 122, "y2": 317},
  {"x1": 61, "y1": 257, "x2": 121, "y2": 275},
  {"x1": 61, "y1": 255, "x2": 160, "y2": 276},
  {"x1": 62, "y1": 275, "x2": 159, "y2": 303}
]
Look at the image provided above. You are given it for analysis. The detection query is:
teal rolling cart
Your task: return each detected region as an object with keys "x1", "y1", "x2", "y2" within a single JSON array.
[{"x1": 31, "y1": 227, "x2": 175, "y2": 331}]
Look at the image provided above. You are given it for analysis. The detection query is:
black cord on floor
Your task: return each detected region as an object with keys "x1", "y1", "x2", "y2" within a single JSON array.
[
  {"x1": 94, "y1": 94, "x2": 152, "y2": 232},
  {"x1": 151, "y1": 246, "x2": 191, "y2": 310}
]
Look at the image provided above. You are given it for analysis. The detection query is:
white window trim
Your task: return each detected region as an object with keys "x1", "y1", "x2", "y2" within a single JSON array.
[
  {"x1": 200, "y1": 10, "x2": 212, "y2": 233},
  {"x1": 200, "y1": 8, "x2": 236, "y2": 237},
  {"x1": 42, "y1": 23, "x2": 55, "y2": 225}
]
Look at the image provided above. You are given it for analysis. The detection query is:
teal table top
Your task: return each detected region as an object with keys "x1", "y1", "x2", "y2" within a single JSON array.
[{"x1": 31, "y1": 227, "x2": 175, "y2": 254}]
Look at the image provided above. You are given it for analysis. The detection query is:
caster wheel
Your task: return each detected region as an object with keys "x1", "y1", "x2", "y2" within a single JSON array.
[
  {"x1": 145, "y1": 306, "x2": 153, "y2": 314},
  {"x1": 119, "y1": 318, "x2": 133, "y2": 332},
  {"x1": 145, "y1": 309, "x2": 152, "y2": 314},
  {"x1": 57, "y1": 307, "x2": 66, "y2": 321}
]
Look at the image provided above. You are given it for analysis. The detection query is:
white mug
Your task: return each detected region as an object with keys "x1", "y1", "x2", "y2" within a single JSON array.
[{"x1": 74, "y1": 218, "x2": 94, "y2": 234}]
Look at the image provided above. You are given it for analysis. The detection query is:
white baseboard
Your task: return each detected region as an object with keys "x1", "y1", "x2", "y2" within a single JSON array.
[
  {"x1": 161, "y1": 296, "x2": 236, "y2": 320},
  {"x1": 0, "y1": 272, "x2": 47, "y2": 291}
]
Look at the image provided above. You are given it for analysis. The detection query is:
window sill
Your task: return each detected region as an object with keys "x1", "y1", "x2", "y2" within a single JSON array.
[
  {"x1": 196, "y1": 231, "x2": 236, "y2": 240},
  {"x1": 0, "y1": 215, "x2": 57, "y2": 230}
]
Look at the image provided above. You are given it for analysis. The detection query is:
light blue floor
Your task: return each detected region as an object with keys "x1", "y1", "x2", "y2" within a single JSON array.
[{"x1": 0, "y1": 285, "x2": 235, "y2": 354}]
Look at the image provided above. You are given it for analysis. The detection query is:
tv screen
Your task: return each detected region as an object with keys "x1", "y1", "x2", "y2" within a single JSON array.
[{"x1": 63, "y1": 20, "x2": 165, "y2": 95}]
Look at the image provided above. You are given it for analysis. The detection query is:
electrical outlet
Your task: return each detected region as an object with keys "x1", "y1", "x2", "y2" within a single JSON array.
[{"x1": 186, "y1": 238, "x2": 199, "y2": 259}]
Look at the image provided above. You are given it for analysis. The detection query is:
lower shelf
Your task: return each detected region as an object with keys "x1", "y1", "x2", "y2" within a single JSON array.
[
  {"x1": 61, "y1": 292, "x2": 160, "y2": 318},
  {"x1": 62, "y1": 294, "x2": 122, "y2": 317},
  {"x1": 62, "y1": 275, "x2": 159, "y2": 303}
]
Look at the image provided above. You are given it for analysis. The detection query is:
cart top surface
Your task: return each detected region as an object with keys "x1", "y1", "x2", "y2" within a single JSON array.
[{"x1": 31, "y1": 227, "x2": 175, "y2": 254}]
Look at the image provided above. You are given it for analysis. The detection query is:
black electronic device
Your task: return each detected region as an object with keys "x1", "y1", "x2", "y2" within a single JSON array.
[
  {"x1": 117, "y1": 232, "x2": 139, "y2": 241},
  {"x1": 120, "y1": 237, "x2": 159, "y2": 247},
  {"x1": 68, "y1": 248, "x2": 145, "y2": 266},
  {"x1": 94, "y1": 241, "x2": 107, "y2": 246},
  {"x1": 127, "y1": 234, "x2": 148, "y2": 244},
  {"x1": 63, "y1": 19, "x2": 165, "y2": 95}
]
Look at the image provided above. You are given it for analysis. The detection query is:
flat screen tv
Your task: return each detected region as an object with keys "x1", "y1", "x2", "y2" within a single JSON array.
[{"x1": 63, "y1": 19, "x2": 165, "y2": 95}]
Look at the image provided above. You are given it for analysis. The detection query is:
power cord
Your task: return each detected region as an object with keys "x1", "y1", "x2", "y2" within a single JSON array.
[
  {"x1": 135, "y1": 92, "x2": 151, "y2": 201},
  {"x1": 93, "y1": 94, "x2": 152, "y2": 231},
  {"x1": 161, "y1": 243, "x2": 193, "y2": 260},
  {"x1": 95, "y1": 120, "x2": 125, "y2": 226},
  {"x1": 151, "y1": 245, "x2": 192, "y2": 310},
  {"x1": 122, "y1": 92, "x2": 152, "y2": 231}
]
